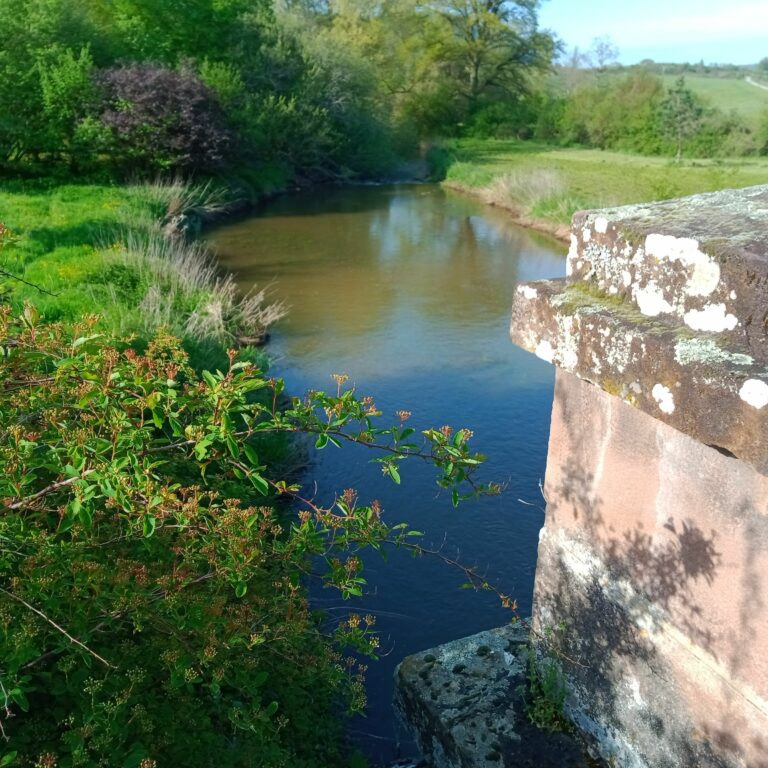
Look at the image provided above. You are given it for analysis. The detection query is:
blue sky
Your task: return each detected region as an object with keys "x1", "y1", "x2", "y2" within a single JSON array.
[{"x1": 537, "y1": 0, "x2": 768, "y2": 66}]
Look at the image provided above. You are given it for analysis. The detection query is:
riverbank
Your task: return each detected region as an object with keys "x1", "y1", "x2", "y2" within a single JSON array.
[
  {"x1": 0, "y1": 180, "x2": 285, "y2": 370},
  {"x1": 439, "y1": 139, "x2": 768, "y2": 241}
]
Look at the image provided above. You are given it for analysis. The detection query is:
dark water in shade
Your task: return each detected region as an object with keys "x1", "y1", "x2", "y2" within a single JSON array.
[{"x1": 208, "y1": 184, "x2": 566, "y2": 764}]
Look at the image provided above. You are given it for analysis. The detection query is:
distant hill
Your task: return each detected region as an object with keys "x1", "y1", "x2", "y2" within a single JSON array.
[{"x1": 660, "y1": 74, "x2": 768, "y2": 129}]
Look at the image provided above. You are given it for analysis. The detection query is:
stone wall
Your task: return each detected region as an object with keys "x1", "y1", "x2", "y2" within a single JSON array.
[{"x1": 510, "y1": 186, "x2": 768, "y2": 767}]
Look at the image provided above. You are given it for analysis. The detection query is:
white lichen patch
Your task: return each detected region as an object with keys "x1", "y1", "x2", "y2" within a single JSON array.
[
  {"x1": 594, "y1": 216, "x2": 609, "y2": 234},
  {"x1": 567, "y1": 235, "x2": 578, "y2": 274},
  {"x1": 555, "y1": 314, "x2": 579, "y2": 369},
  {"x1": 652, "y1": 383, "x2": 675, "y2": 414},
  {"x1": 582, "y1": 227, "x2": 591, "y2": 242},
  {"x1": 645, "y1": 233, "x2": 705, "y2": 267},
  {"x1": 626, "y1": 678, "x2": 646, "y2": 709},
  {"x1": 674, "y1": 338, "x2": 754, "y2": 367},
  {"x1": 517, "y1": 284, "x2": 538, "y2": 300},
  {"x1": 535, "y1": 340, "x2": 554, "y2": 363},
  {"x1": 683, "y1": 303, "x2": 738, "y2": 333},
  {"x1": 739, "y1": 379, "x2": 768, "y2": 409},
  {"x1": 646, "y1": 233, "x2": 721, "y2": 297},
  {"x1": 622, "y1": 269, "x2": 632, "y2": 288},
  {"x1": 634, "y1": 281, "x2": 673, "y2": 317},
  {"x1": 602, "y1": 331, "x2": 634, "y2": 374}
]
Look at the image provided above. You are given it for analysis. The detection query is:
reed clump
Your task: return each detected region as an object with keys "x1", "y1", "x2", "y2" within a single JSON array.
[{"x1": 109, "y1": 180, "x2": 287, "y2": 345}]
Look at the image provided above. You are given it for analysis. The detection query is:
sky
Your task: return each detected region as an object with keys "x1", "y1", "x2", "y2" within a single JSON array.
[{"x1": 537, "y1": 0, "x2": 768, "y2": 66}]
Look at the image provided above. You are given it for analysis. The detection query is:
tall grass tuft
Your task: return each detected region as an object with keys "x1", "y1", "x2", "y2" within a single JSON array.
[
  {"x1": 107, "y1": 180, "x2": 288, "y2": 345},
  {"x1": 483, "y1": 168, "x2": 565, "y2": 212},
  {"x1": 186, "y1": 278, "x2": 288, "y2": 345},
  {"x1": 127, "y1": 177, "x2": 230, "y2": 220}
]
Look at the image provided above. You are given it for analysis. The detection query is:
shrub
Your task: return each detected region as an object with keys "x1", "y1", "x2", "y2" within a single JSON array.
[
  {"x1": 98, "y1": 64, "x2": 232, "y2": 175},
  {"x1": 0, "y1": 307, "x2": 492, "y2": 765}
]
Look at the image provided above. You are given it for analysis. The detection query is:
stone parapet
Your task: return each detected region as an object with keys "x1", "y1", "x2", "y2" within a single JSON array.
[
  {"x1": 510, "y1": 187, "x2": 768, "y2": 768},
  {"x1": 511, "y1": 185, "x2": 768, "y2": 475}
]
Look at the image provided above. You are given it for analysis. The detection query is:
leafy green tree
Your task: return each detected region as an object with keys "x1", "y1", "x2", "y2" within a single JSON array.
[
  {"x1": 758, "y1": 108, "x2": 768, "y2": 155},
  {"x1": 660, "y1": 76, "x2": 703, "y2": 162},
  {"x1": 424, "y1": 0, "x2": 556, "y2": 107}
]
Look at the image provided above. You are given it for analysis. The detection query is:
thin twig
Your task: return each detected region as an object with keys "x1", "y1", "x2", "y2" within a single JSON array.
[
  {"x1": 3, "y1": 469, "x2": 95, "y2": 511},
  {"x1": 0, "y1": 268, "x2": 59, "y2": 296},
  {"x1": 0, "y1": 587, "x2": 113, "y2": 667}
]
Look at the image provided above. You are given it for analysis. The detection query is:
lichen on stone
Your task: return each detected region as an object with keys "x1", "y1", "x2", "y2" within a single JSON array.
[{"x1": 674, "y1": 338, "x2": 754, "y2": 367}]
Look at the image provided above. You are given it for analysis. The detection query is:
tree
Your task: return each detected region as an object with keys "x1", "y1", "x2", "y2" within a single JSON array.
[
  {"x1": 424, "y1": 0, "x2": 556, "y2": 107},
  {"x1": 660, "y1": 76, "x2": 703, "y2": 162},
  {"x1": 589, "y1": 35, "x2": 618, "y2": 71}
]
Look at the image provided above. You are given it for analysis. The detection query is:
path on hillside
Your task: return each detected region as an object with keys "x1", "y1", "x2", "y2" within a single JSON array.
[{"x1": 745, "y1": 76, "x2": 768, "y2": 93}]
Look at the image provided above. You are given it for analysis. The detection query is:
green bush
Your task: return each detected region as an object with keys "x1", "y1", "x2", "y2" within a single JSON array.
[{"x1": 0, "y1": 307, "x2": 493, "y2": 766}]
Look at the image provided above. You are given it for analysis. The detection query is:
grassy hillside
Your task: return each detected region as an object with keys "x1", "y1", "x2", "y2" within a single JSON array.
[
  {"x1": 661, "y1": 74, "x2": 768, "y2": 128},
  {"x1": 441, "y1": 139, "x2": 768, "y2": 231}
]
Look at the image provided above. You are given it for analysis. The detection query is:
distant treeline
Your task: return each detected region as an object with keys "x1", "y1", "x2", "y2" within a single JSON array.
[
  {"x1": 495, "y1": 68, "x2": 768, "y2": 159},
  {"x1": 0, "y1": 0, "x2": 556, "y2": 184},
  {"x1": 1, "y1": 0, "x2": 766, "y2": 187}
]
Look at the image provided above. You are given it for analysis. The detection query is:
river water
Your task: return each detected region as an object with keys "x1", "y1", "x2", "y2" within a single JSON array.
[{"x1": 209, "y1": 184, "x2": 566, "y2": 764}]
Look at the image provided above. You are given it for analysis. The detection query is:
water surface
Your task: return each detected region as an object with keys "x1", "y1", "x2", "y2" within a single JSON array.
[{"x1": 209, "y1": 184, "x2": 566, "y2": 763}]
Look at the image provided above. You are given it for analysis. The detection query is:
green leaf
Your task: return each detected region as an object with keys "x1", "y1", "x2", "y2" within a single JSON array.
[
  {"x1": 151, "y1": 408, "x2": 164, "y2": 429},
  {"x1": 202, "y1": 370, "x2": 217, "y2": 388},
  {"x1": 386, "y1": 464, "x2": 400, "y2": 484},
  {"x1": 451, "y1": 488, "x2": 459, "y2": 508},
  {"x1": 72, "y1": 334, "x2": 100, "y2": 348},
  {"x1": 0, "y1": 752, "x2": 18, "y2": 767},
  {"x1": 243, "y1": 443, "x2": 259, "y2": 466},
  {"x1": 315, "y1": 433, "x2": 328, "y2": 449},
  {"x1": 226, "y1": 434, "x2": 240, "y2": 458},
  {"x1": 235, "y1": 582, "x2": 247, "y2": 598},
  {"x1": 168, "y1": 416, "x2": 182, "y2": 436},
  {"x1": 142, "y1": 515, "x2": 156, "y2": 538},
  {"x1": 10, "y1": 688, "x2": 28, "y2": 712},
  {"x1": 265, "y1": 700, "x2": 279, "y2": 717},
  {"x1": 194, "y1": 438, "x2": 211, "y2": 461},
  {"x1": 250, "y1": 473, "x2": 269, "y2": 496}
]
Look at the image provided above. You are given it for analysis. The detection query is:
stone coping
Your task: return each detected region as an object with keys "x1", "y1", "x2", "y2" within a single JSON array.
[
  {"x1": 393, "y1": 624, "x2": 595, "y2": 768},
  {"x1": 510, "y1": 186, "x2": 768, "y2": 475}
]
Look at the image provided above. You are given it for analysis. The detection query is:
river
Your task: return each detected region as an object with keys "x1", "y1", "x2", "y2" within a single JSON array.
[{"x1": 208, "y1": 183, "x2": 566, "y2": 764}]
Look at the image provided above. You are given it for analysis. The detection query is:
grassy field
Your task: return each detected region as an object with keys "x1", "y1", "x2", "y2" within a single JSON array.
[
  {"x1": 442, "y1": 139, "x2": 768, "y2": 231},
  {"x1": 660, "y1": 74, "x2": 768, "y2": 128}
]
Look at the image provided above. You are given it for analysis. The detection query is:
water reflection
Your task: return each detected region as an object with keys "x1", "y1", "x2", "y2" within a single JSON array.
[{"x1": 209, "y1": 184, "x2": 566, "y2": 763}]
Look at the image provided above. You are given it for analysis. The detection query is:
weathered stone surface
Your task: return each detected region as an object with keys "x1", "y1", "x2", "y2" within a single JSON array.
[
  {"x1": 568, "y1": 186, "x2": 768, "y2": 360},
  {"x1": 534, "y1": 372, "x2": 768, "y2": 768},
  {"x1": 509, "y1": 187, "x2": 768, "y2": 768},
  {"x1": 511, "y1": 279, "x2": 768, "y2": 473},
  {"x1": 393, "y1": 625, "x2": 593, "y2": 768},
  {"x1": 511, "y1": 186, "x2": 768, "y2": 475}
]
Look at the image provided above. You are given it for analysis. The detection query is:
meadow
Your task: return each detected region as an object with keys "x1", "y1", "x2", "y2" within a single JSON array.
[
  {"x1": 660, "y1": 73, "x2": 768, "y2": 129},
  {"x1": 442, "y1": 139, "x2": 768, "y2": 232}
]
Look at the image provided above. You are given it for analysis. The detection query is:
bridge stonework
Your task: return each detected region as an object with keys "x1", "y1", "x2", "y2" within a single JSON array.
[{"x1": 510, "y1": 186, "x2": 768, "y2": 767}]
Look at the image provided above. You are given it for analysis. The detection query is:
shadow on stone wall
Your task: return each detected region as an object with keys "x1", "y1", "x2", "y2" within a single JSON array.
[{"x1": 534, "y1": 452, "x2": 763, "y2": 768}]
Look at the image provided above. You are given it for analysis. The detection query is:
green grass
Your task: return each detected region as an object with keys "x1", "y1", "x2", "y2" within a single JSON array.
[
  {"x1": 443, "y1": 139, "x2": 768, "y2": 227},
  {"x1": 661, "y1": 74, "x2": 768, "y2": 128},
  {"x1": 0, "y1": 181, "x2": 278, "y2": 370},
  {"x1": 0, "y1": 183, "x2": 158, "y2": 320}
]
